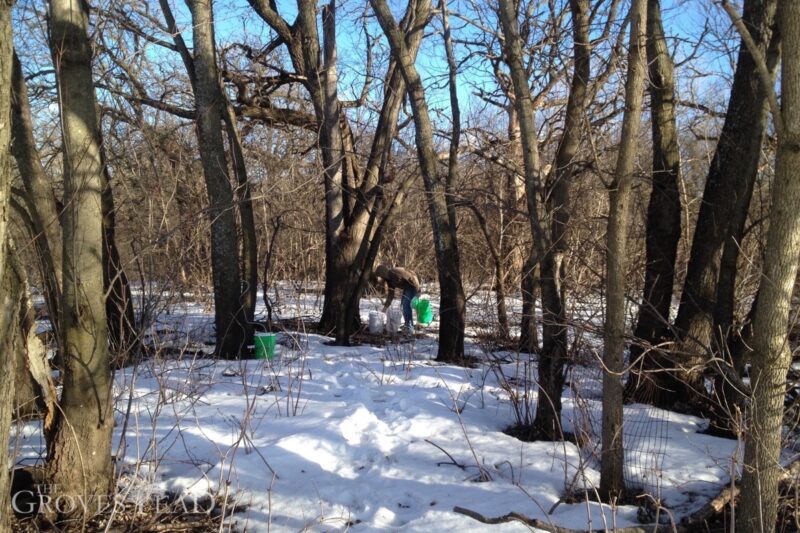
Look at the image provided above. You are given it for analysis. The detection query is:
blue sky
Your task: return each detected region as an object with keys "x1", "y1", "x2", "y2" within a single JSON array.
[{"x1": 12, "y1": 0, "x2": 737, "y2": 135}]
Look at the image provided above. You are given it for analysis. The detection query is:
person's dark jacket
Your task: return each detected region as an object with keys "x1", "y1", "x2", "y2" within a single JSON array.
[{"x1": 375, "y1": 266, "x2": 420, "y2": 309}]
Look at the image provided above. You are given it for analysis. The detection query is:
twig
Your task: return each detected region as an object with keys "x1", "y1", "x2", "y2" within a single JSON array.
[
  {"x1": 452, "y1": 506, "x2": 673, "y2": 533},
  {"x1": 425, "y1": 439, "x2": 467, "y2": 470}
]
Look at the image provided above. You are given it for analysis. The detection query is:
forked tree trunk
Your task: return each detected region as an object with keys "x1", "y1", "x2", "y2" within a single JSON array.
[
  {"x1": 185, "y1": 0, "x2": 249, "y2": 358},
  {"x1": 739, "y1": 2, "x2": 800, "y2": 529},
  {"x1": 0, "y1": 3, "x2": 17, "y2": 527},
  {"x1": 329, "y1": 14, "x2": 427, "y2": 344},
  {"x1": 277, "y1": 0, "x2": 367, "y2": 342},
  {"x1": 46, "y1": 0, "x2": 114, "y2": 516},
  {"x1": 498, "y1": 0, "x2": 570, "y2": 439},
  {"x1": 600, "y1": 0, "x2": 648, "y2": 501},
  {"x1": 626, "y1": 0, "x2": 683, "y2": 407},
  {"x1": 672, "y1": 0, "x2": 777, "y2": 386},
  {"x1": 248, "y1": 0, "x2": 422, "y2": 344},
  {"x1": 371, "y1": 0, "x2": 467, "y2": 362},
  {"x1": 317, "y1": 1, "x2": 422, "y2": 343}
]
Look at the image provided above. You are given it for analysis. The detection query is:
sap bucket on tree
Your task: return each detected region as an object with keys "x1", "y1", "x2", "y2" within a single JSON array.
[
  {"x1": 254, "y1": 333, "x2": 277, "y2": 360},
  {"x1": 412, "y1": 297, "x2": 433, "y2": 326}
]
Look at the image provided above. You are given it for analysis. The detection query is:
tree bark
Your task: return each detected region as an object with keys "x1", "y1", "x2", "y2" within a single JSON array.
[
  {"x1": 497, "y1": 0, "x2": 568, "y2": 439},
  {"x1": 601, "y1": 0, "x2": 648, "y2": 501},
  {"x1": 0, "y1": 253, "x2": 21, "y2": 533},
  {"x1": 0, "y1": 2, "x2": 17, "y2": 527},
  {"x1": 549, "y1": 0, "x2": 590, "y2": 307},
  {"x1": 626, "y1": 0, "x2": 683, "y2": 407},
  {"x1": 506, "y1": 105, "x2": 538, "y2": 353},
  {"x1": 739, "y1": 2, "x2": 800, "y2": 529},
  {"x1": 371, "y1": 0, "x2": 467, "y2": 362},
  {"x1": 101, "y1": 158, "x2": 138, "y2": 359},
  {"x1": 672, "y1": 0, "x2": 777, "y2": 384},
  {"x1": 13, "y1": 269, "x2": 57, "y2": 423},
  {"x1": 317, "y1": 0, "x2": 354, "y2": 342},
  {"x1": 185, "y1": 0, "x2": 249, "y2": 358},
  {"x1": 520, "y1": 252, "x2": 540, "y2": 352},
  {"x1": 715, "y1": 27, "x2": 781, "y2": 367},
  {"x1": 10, "y1": 51, "x2": 63, "y2": 341},
  {"x1": 223, "y1": 102, "x2": 258, "y2": 330},
  {"x1": 441, "y1": 0, "x2": 460, "y2": 229},
  {"x1": 46, "y1": 0, "x2": 114, "y2": 517}
]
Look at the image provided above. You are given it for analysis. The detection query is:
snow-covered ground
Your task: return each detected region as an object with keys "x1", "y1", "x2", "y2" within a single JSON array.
[{"x1": 10, "y1": 287, "x2": 754, "y2": 531}]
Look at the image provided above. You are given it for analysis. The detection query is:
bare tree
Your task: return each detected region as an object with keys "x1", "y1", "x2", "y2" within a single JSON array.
[
  {"x1": 672, "y1": 0, "x2": 778, "y2": 398},
  {"x1": 10, "y1": 51, "x2": 63, "y2": 342},
  {"x1": 46, "y1": 0, "x2": 114, "y2": 517},
  {"x1": 600, "y1": 0, "x2": 648, "y2": 500},
  {"x1": 0, "y1": 258, "x2": 22, "y2": 533},
  {"x1": 497, "y1": 0, "x2": 584, "y2": 439},
  {"x1": 549, "y1": 0, "x2": 591, "y2": 329},
  {"x1": 626, "y1": 0, "x2": 682, "y2": 406},
  {"x1": 0, "y1": 1, "x2": 17, "y2": 528},
  {"x1": 101, "y1": 147, "x2": 138, "y2": 357},
  {"x1": 371, "y1": 0, "x2": 467, "y2": 362},
  {"x1": 183, "y1": 0, "x2": 250, "y2": 357},
  {"x1": 247, "y1": 0, "x2": 426, "y2": 344},
  {"x1": 736, "y1": 0, "x2": 800, "y2": 528}
]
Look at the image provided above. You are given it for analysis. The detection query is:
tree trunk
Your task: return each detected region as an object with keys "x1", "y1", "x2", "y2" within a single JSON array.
[
  {"x1": 317, "y1": 1, "x2": 421, "y2": 343},
  {"x1": 601, "y1": 0, "x2": 648, "y2": 501},
  {"x1": 371, "y1": 0, "x2": 467, "y2": 362},
  {"x1": 739, "y1": 2, "x2": 800, "y2": 529},
  {"x1": 329, "y1": 14, "x2": 427, "y2": 343},
  {"x1": 0, "y1": 254, "x2": 21, "y2": 533},
  {"x1": 504, "y1": 106, "x2": 531, "y2": 348},
  {"x1": 498, "y1": 0, "x2": 568, "y2": 439},
  {"x1": 441, "y1": 0, "x2": 461, "y2": 230},
  {"x1": 279, "y1": 1, "x2": 372, "y2": 344},
  {"x1": 185, "y1": 0, "x2": 248, "y2": 358},
  {"x1": 626, "y1": 0, "x2": 683, "y2": 407},
  {"x1": 715, "y1": 27, "x2": 780, "y2": 363},
  {"x1": 520, "y1": 252, "x2": 540, "y2": 352},
  {"x1": 223, "y1": 102, "x2": 258, "y2": 329},
  {"x1": 549, "y1": 0, "x2": 590, "y2": 304},
  {"x1": 10, "y1": 51, "x2": 63, "y2": 344},
  {"x1": 317, "y1": 1, "x2": 359, "y2": 343},
  {"x1": 248, "y1": 0, "x2": 422, "y2": 344},
  {"x1": 101, "y1": 160, "x2": 138, "y2": 359},
  {"x1": 46, "y1": 0, "x2": 114, "y2": 517},
  {"x1": 14, "y1": 271, "x2": 56, "y2": 422},
  {"x1": 0, "y1": 3, "x2": 17, "y2": 527},
  {"x1": 672, "y1": 0, "x2": 777, "y2": 383}
]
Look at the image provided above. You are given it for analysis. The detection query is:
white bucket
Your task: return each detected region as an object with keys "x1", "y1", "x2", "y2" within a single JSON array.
[
  {"x1": 368, "y1": 311, "x2": 386, "y2": 334},
  {"x1": 385, "y1": 308, "x2": 403, "y2": 333}
]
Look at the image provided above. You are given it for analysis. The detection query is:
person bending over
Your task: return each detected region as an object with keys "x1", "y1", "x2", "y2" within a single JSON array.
[{"x1": 374, "y1": 264, "x2": 420, "y2": 333}]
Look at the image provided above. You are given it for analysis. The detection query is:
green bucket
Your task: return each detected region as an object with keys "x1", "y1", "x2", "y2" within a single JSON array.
[
  {"x1": 412, "y1": 297, "x2": 433, "y2": 326},
  {"x1": 254, "y1": 333, "x2": 276, "y2": 360}
]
